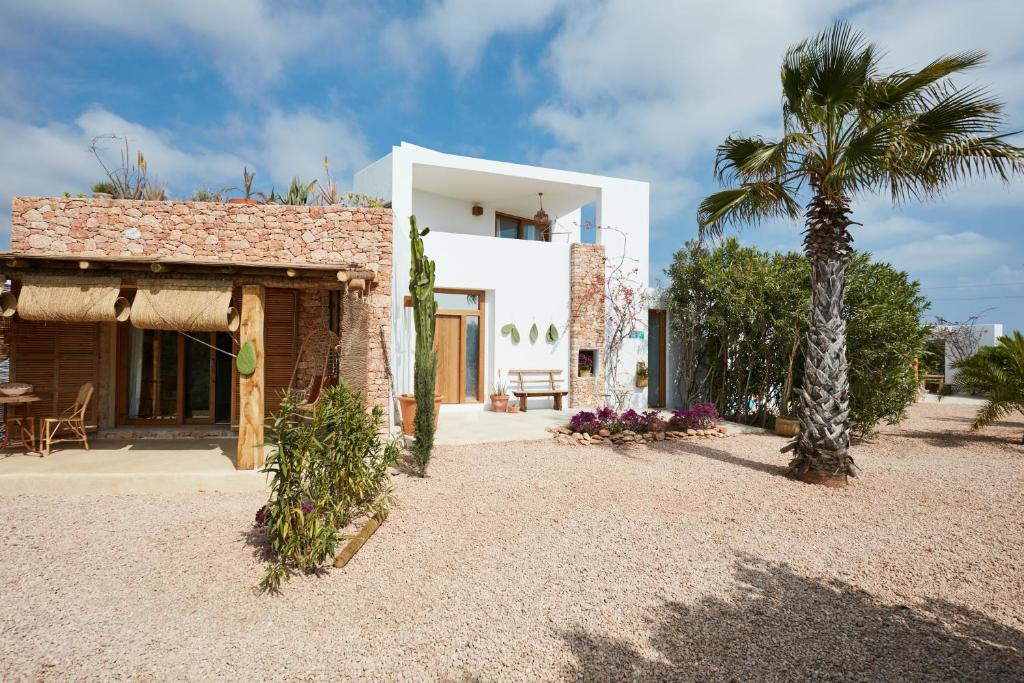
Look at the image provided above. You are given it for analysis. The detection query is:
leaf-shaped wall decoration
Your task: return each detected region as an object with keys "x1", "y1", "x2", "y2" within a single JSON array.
[
  {"x1": 529, "y1": 323, "x2": 539, "y2": 344},
  {"x1": 501, "y1": 323, "x2": 521, "y2": 344},
  {"x1": 236, "y1": 340, "x2": 257, "y2": 376},
  {"x1": 546, "y1": 324, "x2": 559, "y2": 342}
]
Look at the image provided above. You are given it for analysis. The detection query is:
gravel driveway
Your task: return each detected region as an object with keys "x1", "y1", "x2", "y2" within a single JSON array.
[{"x1": 1, "y1": 403, "x2": 1022, "y2": 681}]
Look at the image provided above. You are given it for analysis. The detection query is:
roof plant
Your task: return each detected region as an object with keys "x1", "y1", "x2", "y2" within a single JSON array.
[{"x1": 697, "y1": 22, "x2": 1024, "y2": 486}]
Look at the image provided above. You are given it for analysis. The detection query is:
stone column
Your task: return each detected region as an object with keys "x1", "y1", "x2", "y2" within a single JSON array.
[{"x1": 569, "y1": 243, "x2": 606, "y2": 409}]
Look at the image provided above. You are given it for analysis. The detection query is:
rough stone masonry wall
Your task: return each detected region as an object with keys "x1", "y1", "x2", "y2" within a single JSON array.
[
  {"x1": 10, "y1": 197, "x2": 393, "y2": 413},
  {"x1": 569, "y1": 243, "x2": 606, "y2": 408}
]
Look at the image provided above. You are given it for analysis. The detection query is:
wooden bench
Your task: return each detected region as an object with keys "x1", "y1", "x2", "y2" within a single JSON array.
[{"x1": 508, "y1": 369, "x2": 568, "y2": 412}]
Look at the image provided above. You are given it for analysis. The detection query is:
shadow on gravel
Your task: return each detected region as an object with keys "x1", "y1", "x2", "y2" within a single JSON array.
[
  {"x1": 885, "y1": 427, "x2": 1023, "y2": 450},
  {"x1": 647, "y1": 440, "x2": 789, "y2": 479},
  {"x1": 561, "y1": 555, "x2": 1024, "y2": 681}
]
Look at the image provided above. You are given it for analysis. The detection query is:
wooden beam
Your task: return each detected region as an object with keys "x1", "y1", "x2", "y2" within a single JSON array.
[
  {"x1": 336, "y1": 269, "x2": 376, "y2": 282},
  {"x1": 236, "y1": 285, "x2": 265, "y2": 470}
]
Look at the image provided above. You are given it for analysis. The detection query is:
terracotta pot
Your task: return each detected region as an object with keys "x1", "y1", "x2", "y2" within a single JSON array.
[
  {"x1": 228, "y1": 197, "x2": 260, "y2": 205},
  {"x1": 580, "y1": 368, "x2": 593, "y2": 378},
  {"x1": 490, "y1": 394, "x2": 509, "y2": 413},
  {"x1": 774, "y1": 417, "x2": 800, "y2": 437},
  {"x1": 507, "y1": 404, "x2": 520, "y2": 414},
  {"x1": 398, "y1": 393, "x2": 443, "y2": 436}
]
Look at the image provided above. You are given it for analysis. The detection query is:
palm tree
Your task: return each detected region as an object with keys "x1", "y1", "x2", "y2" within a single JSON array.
[
  {"x1": 954, "y1": 332, "x2": 1024, "y2": 444},
  {"x1": 697, "y1": 23, "x2": 1023, "y2": 485}
]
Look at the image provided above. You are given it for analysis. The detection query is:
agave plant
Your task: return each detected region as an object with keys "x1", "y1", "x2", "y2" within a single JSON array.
[
  {"x1": 279, "y1": 176, "x2": 316, "y2": 205},
  {"x1": 697, "y1": 22, "x2": 1023, "y2": 485},
  {"x1": 954, "y1": 332, "x2": 1024, "y2": 444}
]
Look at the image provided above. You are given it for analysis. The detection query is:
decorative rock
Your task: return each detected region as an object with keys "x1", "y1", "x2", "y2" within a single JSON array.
[{"x1": 598, "y1": 429, "x2": 610, "y2": 437}]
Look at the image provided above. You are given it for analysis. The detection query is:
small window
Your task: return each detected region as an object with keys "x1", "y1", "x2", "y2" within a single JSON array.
[{"x1": 495, "y1": 213, "x2": 550, "y2": 242}]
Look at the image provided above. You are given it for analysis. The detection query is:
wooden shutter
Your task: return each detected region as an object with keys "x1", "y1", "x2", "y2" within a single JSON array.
[
  {"x1": 264, "y1": 288, "x2": 297, "y2": 416},
  {"x1": 10, "y1": 320, "x2": 99, "y2": 423}
]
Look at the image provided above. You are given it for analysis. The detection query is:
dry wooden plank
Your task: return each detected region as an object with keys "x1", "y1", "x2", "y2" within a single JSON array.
[{"x1": 333, "y1": 510, "x2": 388, "y2": 568}]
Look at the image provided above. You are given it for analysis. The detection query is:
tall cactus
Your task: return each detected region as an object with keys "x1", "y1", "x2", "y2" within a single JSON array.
[{"x1": 409, "y1": 215, "x2": 437, "y2": 475}]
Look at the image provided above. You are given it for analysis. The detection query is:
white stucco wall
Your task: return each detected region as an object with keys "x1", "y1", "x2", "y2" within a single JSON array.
[
  {"x1": 355, "y1": 142, "x2": 649, "y2": 413},
  {"x1": 942, "y1": 323, "x2": 1004, "y2": 384},
  {"x1": 598, "y1": 181, "x2": 651, "y2": 410}
]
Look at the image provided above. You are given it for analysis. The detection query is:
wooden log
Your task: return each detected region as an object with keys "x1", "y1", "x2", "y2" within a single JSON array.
[
  {"x1": 333, "y1": 510, "x2": 388, "y2": 568},
  {"x1": 236, "y1": 285, "x2": 265, "y2": 470},
  {"x1": 336, "y1": 270, "x2": 376, "y2": 282}
]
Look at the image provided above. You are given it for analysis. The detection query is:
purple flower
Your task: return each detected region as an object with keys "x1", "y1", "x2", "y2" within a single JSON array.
[
  {"x1": 255, "y1": 505, "x2": 270, "y2": 528},
  {"x1": 668, "y1": 402, "x2": 721, "y2": 430}
]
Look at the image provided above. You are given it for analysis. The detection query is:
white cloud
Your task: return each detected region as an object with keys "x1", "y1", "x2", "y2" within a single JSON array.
[
  {"x1": 873, "y1": 232, "x2": 1009, "y2": 274},
  {"x1": 255, "y1": 109, "x2": 372, "y2": 191},
  {"x1": 382, "y1": 0, "x2": 563, "y2": 76},
  {"x1": 520, "y1": 0, "x2": 1024, "y2": 245},
  {"x1": 0, "y1": 105, "x2": 373, "y2": 244},
  {"x1": 5, "y1": 1, "x2": 370, "y2": 94}
]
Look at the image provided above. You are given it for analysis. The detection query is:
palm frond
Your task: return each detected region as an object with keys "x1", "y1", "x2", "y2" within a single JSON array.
[
  {"x1": 714, "y1": 133, "x2": 815, "y2": 184},
  {"x1": 697, "y1": 182, "x2": 800, "y2": 237},
  {"x1": 862, "y1": 51, "x2": 987, "y2": 113}
]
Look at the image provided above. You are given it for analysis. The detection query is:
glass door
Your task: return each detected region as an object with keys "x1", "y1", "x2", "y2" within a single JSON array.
[
  {"x1": 648, "y1": 310, "x2": 667, "y2": 408},
  {"x1": 183, "y1": 334, "x2": 214, "y2": 423},
  {"x1": 126, "y1": 329, "x2": 179, "y2": 422},
  {"x1": 120, "y1": 328, "x2": 218, "y2": 425}
]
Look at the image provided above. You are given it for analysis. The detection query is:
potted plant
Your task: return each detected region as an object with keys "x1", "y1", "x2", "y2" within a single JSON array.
[
  {"x1": 228, "y1": 167, "x2": 260, "y2": 205},
  {"x1": 507, "y1": 399, "x2": 520, "y2": 414},
  {"x1": 490, "y1": 370, "x2": 509, "y2": 412},
  {"x1": 578, "y1": 350, "x2": 594, "y2": 378},
  {"x1": 635, "y1": 360, "x2": 649, "y2": 388}
]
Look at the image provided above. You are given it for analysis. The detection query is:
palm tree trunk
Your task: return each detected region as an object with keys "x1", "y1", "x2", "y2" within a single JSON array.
[{"x1": 782, "y1": 191, "x2": 856, "y2": 485}]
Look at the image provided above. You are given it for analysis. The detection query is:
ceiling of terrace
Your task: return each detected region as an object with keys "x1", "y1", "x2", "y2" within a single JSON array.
[{"x1": 412, "y1": 163, "x2": 600, "y2": 217}]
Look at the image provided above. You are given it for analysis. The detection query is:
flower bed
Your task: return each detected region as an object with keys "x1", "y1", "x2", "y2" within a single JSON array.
[{"x1": 551, "y1": 403, "x2": 727, "y2": 446}]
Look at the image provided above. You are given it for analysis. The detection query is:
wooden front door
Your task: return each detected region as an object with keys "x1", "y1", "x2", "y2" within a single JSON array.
[
  {"x1": 648, "y1": 309, "x2": 667, "y2": 408},
  {"x1": 435, "y1": 315, "x2": 462, "y2": 404},
  {"x1": 406, "y1": 289, "x2": 485, "y2": 404}
]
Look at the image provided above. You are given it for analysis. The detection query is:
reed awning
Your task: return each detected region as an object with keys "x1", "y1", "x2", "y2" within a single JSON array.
[
  {"x1": 130, "y1": 280, "x2": 239, "y2": 332},
  {"x1": 11, "y1": 275, "x2": 130, "y2": 323}
]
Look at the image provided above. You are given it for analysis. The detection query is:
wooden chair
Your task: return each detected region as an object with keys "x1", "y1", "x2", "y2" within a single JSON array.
[
  {"x1": 41, "y1": 382, "x2": 94, "y2": 456},
  {"x1": 288, "y1": 326, "x2": 340, "y2": 414}
]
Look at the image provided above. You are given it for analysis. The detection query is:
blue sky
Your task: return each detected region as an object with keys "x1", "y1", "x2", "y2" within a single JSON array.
[{"x1": 2, "y1": 0, "x2": 1022, "y2": 331}]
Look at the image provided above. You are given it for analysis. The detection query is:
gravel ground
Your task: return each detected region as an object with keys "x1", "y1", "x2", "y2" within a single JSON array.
[{"x1": 1, "y1": 402, "x2": 1022, "y2": 681}]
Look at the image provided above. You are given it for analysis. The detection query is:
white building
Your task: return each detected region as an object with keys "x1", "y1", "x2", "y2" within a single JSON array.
[
  {"x1": 940, "y1": 323, "x2": 1004, "y2": 384},
  {"x1": 354, "y1": 142, "x2": 652, "y2": 413}
]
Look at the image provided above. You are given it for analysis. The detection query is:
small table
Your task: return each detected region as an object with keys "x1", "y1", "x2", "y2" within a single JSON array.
[{"x1": 0, "y1": 395, "x2": 41, "y2": 454}]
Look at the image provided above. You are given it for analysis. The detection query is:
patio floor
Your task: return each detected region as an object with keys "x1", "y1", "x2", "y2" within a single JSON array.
[
  {"x1": 0, "y1": 439, "x2": 267, "y2": 495},
  {"x1": 433, "y1": 407, "x2": 568, "y2": 445}
]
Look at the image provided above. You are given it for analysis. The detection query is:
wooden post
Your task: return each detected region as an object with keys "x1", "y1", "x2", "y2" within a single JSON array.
[{"x1": 237, "y1": 285, "x2": 265, "y2": 470}]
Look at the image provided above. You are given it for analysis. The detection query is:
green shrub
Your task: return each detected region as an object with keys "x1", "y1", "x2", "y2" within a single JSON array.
[
  {"x1": 91, "y1": 181, "x2": 115, "y2": 195},
  {"x1": 667, "y1": 238, "x2": 930, "y2": 436},
  {"x1": 257, "y1": 382, "x2": 398, "y2": 591}
]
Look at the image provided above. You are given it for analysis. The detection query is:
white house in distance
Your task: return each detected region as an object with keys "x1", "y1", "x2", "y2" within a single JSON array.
[
  {"x1": 354, "y1": 142, "x2": 655, "y2": 413},
  {"x1": 940, "y1": 323, "x2": 1004, "y2": 384}
]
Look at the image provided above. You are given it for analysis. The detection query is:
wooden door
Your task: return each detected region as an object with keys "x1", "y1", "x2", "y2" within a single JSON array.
[
  {"x1": 435, "y1": 315, "x2": 462, "y2": 404},
  {"x1": 648, "y1": 309, "x2": 667, "y2": 408}
]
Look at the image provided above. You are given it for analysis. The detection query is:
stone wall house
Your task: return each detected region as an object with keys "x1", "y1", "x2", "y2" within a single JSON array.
[{"x1": 4, "y1": 198, "x2": 393, "y2": 468}]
